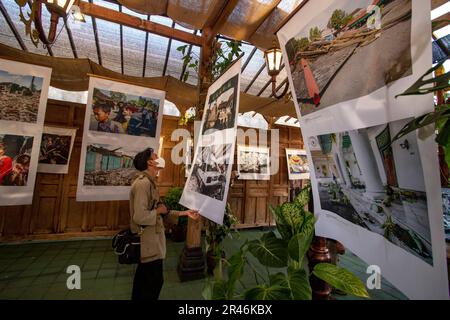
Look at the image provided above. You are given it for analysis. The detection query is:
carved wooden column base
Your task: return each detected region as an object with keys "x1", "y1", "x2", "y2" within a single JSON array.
[
  {"x1": 177, "y1": 246, "x2": 205, "y2": 282},
  {"x1": 308, "y1": 236, "x2": 332, "y2": 300}
]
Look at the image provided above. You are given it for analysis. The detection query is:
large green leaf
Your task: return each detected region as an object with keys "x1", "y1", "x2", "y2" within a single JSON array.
[
  {"x1": 391, "y1": 105, "x2": 450, "y2": 143},
  {"x1": 244, "y1": 284, "x2": 291, "y2": 300},
  {"x1": 269, "y1": 204, "x2": 291, "y2": 241},
  {"x1": 312, "y1": 263, "x2": 369, "y2": 298},
  {"x1": 212, "y1": 280, "x2": 228, "y2": 300},
  {"x1": 248, "y1": 232, "x2": 288, "y2": 268},
  {"x1": 288, "y1": 228, "x2": 314, "y2": 266},
  {"x1": 395, "y1": 59, "x2": 450, "y2": 97},
  {"x1": 286, "y1": 268, "x2": 312, "y2": 300},
  {"x1": 281, "y1": 202, "x2": 304, "y2": 238},
  {"x1": 294, "y1": 184, "x2": 311, "y2": 208},
  {"x1": 226, "y1": 248, "x2": 246, "y2": 298}
]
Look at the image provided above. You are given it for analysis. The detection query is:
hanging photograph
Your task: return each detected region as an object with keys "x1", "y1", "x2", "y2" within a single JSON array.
[
  {"x1": 282, "y1": 0, "x2": 412, "y2": 116},
  {"x1": 89, "y1": 87, "x2": 162, "y2": 137},
  {"x1": 77, "y1": 76, "x2": 165, "y2": 202},
  {"x1": 180, "y1": 58, "x2": 242, "y2": 224},
  {"x1": 0, "y1": 59, "x2": 51, "y2": 206},
  {"x1": 185, "y1": 143, "x2": 232, "y2": 201},
  {"x1": 38, "y1": 126, "x2": 77, "y2": 174},
  {"x1": 309, "y1": 118, "x2": 433, "y2": 264},
  {"x1": 0, "y1": 134, "x2": 34, "y2": 186},
  {"x1": 286, "y1": 148, "x2": 310, "y2": 180},
  {"x1": 185, "y1": 138, "x2": 194, "y2": 178},
  {"x1": 202, "y1": 75, "x2": 239, "y2": 135},
  {"x1": 237, "y1": 145, "x2": 270, "y2": 180},
  {"x1": 83, "y1": 143, "x2": 138, "y2": 187},
  {"x1": 0, "y1": 70, "x2": 43, "y2": 123}
]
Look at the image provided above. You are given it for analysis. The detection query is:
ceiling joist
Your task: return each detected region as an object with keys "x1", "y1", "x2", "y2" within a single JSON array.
[{"x1": 78, "y1": 1, "x2": 203, "y2": 47}]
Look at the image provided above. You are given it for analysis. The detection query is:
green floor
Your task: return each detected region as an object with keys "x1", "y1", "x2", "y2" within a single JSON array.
[{"x1": 0, "y1": 229, "x2": 407, "y2": 300}]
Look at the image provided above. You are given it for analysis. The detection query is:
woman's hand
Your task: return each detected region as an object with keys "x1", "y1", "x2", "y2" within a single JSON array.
[
  {"x1": 180, "y1": 210, "x2": 200, "y2": 220},
  {"x1": 156, "y1": 203, "x2": 168, "y2": 215}
]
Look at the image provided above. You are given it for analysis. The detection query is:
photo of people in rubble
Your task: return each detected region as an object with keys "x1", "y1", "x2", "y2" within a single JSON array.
[
  {"x1": 239, "y1": 149, "x2": 269, "y2": 174},
  {"x1": 284, "y1": 0, "x2": 412, "y2": 115},
  {"x1": 0, "y1": 134, "x2": 34, "y2": 186},
  {"x1": 0, "y1": 70, "x2": 43, "y2": 123},
  {"x1": 186, "y1": 144, "x2": 232, "y2": 201},
  {"x1": 39, "y1": 133, "x2": 72, "y2": 165},
  {"x1": 89, "y1": 88, "x2": 161, "y2": 137},
  {"x1": 202, "y1": 75, "x2": 238, "y2": 135}
]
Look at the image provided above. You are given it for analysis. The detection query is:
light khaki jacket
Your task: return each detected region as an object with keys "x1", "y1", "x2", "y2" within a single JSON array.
[{"x1": 129, "y1": 172, "x2": 179, "y2": 263}]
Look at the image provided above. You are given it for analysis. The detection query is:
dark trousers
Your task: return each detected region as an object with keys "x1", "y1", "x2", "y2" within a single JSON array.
[{"x1": 132, "y1": 259, "x2": 164, "y2": 300}]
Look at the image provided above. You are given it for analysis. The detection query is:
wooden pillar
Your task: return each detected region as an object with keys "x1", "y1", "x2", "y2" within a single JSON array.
[{"x1": 178, "y1": 27, "x2": 216, "y2": 282}]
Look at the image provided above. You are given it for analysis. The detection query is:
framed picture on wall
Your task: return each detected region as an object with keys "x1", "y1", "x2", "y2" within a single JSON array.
[
  {"x1": 38, "y1": 126, "x2": 77, "y2": 174},
  {"x1": 286, "y1": 148, "x2": 310, "y2": 180}
]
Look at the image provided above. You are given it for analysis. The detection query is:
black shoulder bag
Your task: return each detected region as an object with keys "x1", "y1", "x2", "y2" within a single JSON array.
[{"x1": 112, "y1": 228, "x2": 141, "y2": 264}]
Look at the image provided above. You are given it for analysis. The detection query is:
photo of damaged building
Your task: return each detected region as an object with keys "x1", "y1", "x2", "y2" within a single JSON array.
[
  {"x1": 83, "y1": 144, "x2": 137, "y2": 186},
  {"x1": 310, "y1": 118, "x2": 433, "y2": 264}
]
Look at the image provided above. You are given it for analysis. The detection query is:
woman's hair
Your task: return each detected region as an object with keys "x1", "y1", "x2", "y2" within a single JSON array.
[{"x1": 133, "y1": 148, "x2": 154, "y2": 171}]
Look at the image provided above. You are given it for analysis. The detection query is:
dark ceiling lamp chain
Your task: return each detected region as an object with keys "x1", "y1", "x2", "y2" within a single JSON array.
[
  {"x1": 264, "y1": 40, "x2": 289, "y2": 99},
  {"x1": 15, "y1": 0, "x2": 76, "y2": 47}
]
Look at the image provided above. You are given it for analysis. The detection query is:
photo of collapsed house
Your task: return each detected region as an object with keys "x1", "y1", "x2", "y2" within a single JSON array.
[
  {"x1": 0, "y1": 70, "x2": 43, "y2": 123},
  {"x1": 202, "y1": 75, "x2": 238, "y2": 135},
  {"x1": 309, "y1": 118, "x2": 433, "y2": 264},
  {"x1": 89, "y1": 88, "x2": 160, "y2": 137},
  {"x1": 238, "y1": 148, "x2": 269, "y2": 175},
  {"x1": 39, "y1": 133, "x2": 72, "y2": 165},
  {"x1": 0, "y1": 134, "x2": 34, "y2": 186},
  {"x1": 187, "y1": 144, "x2": 232, "y2": 201},
  {"x1": 83, "y1": 143, "x2": 138, "y2": 186},
  {"x1": 285, "y1": 0, "x2": 412, "y2": 115}
]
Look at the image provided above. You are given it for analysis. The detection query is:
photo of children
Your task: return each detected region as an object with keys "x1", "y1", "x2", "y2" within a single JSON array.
[
  {"x1": 39, "y1": 133, "x2": 72, "y2": 165},
  {"x1": 89, "y1": 88, "x2": 161, "y2": 137},
  {"x1": 0, "y1": 134, "x2": 34, "y2": 186}
]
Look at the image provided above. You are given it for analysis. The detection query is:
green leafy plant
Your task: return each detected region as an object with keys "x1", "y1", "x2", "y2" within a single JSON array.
[
  {"x1": 391, "y1": 58, "x2": 450, "y2": 168},
  {"x1": 205, "y1": 203, "x2": 239, "y2": 274},
  {"x1": 203, "y1": 185, "x2": 369, "y2": 300},
  {"x1": 177, "y1": 40, "x2": 242, "y2": 83},
  {"x1": 163, "y1": 187, "x2": 188, "y2": 227}
]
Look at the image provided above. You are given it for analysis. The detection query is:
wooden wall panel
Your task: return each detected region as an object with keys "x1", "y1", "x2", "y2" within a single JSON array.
[{"x1": 0, "y1": 99, "x2": 305, "y2": 242}]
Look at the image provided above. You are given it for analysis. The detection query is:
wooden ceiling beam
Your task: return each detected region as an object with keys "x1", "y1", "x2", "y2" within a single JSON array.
[
  {"x1": 88, "y1": 0, "x2": 102, "y2": 65},
  {"x1": 203, "y1": 0, "x2": 239, "y2": 44},
  {"x1": 0, "y1": 1, "x2": 27, "y2": 51},
  {"x1": 244, "y1": 62, "x2": 266, "y2": 93},
  {"x1": 241, "y1": 46, "x2": 257, "y2": 72},
  {"x1": 247, "y1": 0, "x2": 282, "y2": 39},
  {"x1": 63, "y1": 16, "x2": 78, "y2": 58},
  {"x1": 79, "y1": 1, "x2": 203, "y2": 46},
  {"x1": 142, "y1": 15, "x2": 150, "y2": 77},
  {"x1": 432, "y1": 0, "x2": 448, "y2": 10},
  {"x1": 162, "y1": 21, "x2": 176, "y2": 76}
]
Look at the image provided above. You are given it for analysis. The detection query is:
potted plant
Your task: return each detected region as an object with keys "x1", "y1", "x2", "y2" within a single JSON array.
[
  {"x1": 205, "y1": 203, "x2": 238, "y2": 274},
  {"x1": 163, "y1": 187, "x2": 188, "y2": 242}
]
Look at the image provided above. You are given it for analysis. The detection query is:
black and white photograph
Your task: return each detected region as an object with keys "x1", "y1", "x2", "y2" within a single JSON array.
[
  {"x1": 309, "y1": 118, "x2": 432, "y2": 264},
  {"x1": 237, "y1": 145, "x2": 270, "y2": 180},
  {"x1": 202, "y1": 75, "x2": 239, "y2": 135},
  {"x1": 186, "y1": 144, "x2": 232, "y2": 201}
]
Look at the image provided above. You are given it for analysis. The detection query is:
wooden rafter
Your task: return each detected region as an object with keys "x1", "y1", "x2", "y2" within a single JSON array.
[
  {"x1": 79, "y1": 1, "x2": 202, "y2": 46},
  {"x1": 142, "y1": 15, "x2": 150, "y2": 77},
  {"x1": 257, "y1": 63, "x2": 285, "y2": 96},
  {"x1": 119, "y1": 4, "x2": 124, "y2": 74},
  {"x1": 0, "y1": 1, "x2": 27, "y2": 51},
  {"x1": 244, "y1": 62, "x2": 266, "y2": 93},
  {"x1": 203, "y1": 0, "x2": 239, "y2": 44},
  {"x1": 63, "y1": 16, "x2": 78, "y2": 58},
  {"x1": 269, "y1": 77, "x2": 288, "y2": 98},
  {"x1": 88, "y1": 0, "x2": 102, "y2": 65},
  {"x1": 162, "y1": 21, "x2": 176, "y2": 77},
  {"x1": 247, "y1": 0, "x2": 282, "y2": 39},
  {"x1": 241, "y1": 46, "x2": 257, "y2": 72}
]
